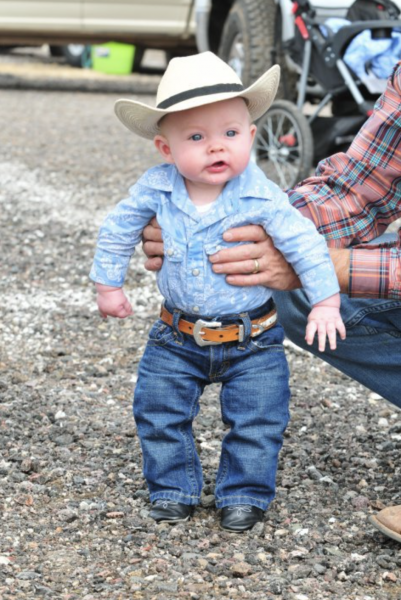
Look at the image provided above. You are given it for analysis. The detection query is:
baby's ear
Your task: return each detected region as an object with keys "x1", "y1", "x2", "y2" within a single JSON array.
[{"x1": 154, "y1": 135, "x2": 174, "y2": 163}]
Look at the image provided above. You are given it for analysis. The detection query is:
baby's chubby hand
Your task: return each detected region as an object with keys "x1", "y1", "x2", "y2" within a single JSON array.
[
  {"x1": 95, "y1": 283, "x2": 133, "y2": 319},
  {"x1": 305, "y1": 293, "x2": 346, "y2": 352}
]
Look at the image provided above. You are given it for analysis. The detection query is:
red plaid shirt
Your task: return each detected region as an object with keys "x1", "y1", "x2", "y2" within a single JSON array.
[{"x1": 288, "y1": 62, "x2": 401, "y2": 299}]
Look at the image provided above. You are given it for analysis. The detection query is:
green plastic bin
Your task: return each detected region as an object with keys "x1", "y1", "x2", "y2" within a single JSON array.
[{"x1": 91, "y1": 42, "x2": 135, "y2": 75}]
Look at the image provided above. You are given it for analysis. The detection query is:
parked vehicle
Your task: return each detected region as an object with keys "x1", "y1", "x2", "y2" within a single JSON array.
[
  {"x1": 0, "y1": 0, "x2": 197, "y2": 69},
  {"x1": 2, "y1": 0, "x2": 400, "y2": 81}
]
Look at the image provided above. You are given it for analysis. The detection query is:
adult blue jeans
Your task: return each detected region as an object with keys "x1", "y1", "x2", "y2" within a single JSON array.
[
  {"x1": 274, "y1": 290, "x2": 401, "y2": 409},
  {"x1": 133, "y1": 299, "x2": 290, "y2": 510}
]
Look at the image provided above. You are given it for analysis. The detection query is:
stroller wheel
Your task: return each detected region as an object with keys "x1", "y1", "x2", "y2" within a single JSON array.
[{"x1": 254, "y1": 100, "x2": 314, "y2": 190}]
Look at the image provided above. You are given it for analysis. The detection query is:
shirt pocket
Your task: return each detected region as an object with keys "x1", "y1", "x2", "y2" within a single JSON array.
[
  {"x1": 161, "y1": 235, "x2": 186, "y2": 299},
  {"x1": 203, "y1": 239, "x2": 233, "y2": 256},
  {"x1": 203, "y1": 236, "x2": 253, "y2": 257},
  {"x1": 163, "y1": 234, "x2": 186, "y2": 263}
]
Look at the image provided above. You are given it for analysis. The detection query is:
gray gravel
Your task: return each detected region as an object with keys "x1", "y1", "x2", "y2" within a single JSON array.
[{"x1": 0, "y1": 49, "x2": 400, "y2": 600}]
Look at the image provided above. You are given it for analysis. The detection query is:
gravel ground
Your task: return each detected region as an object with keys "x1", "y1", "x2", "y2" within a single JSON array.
[{"x1": 0, "y1": 49, "x2": 400, "y2": 600}]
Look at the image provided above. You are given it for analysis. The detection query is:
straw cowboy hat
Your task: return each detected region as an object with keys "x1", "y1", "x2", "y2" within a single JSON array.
[{"x1": 114, "y1": 51, "x2": 280, "y2": 140}]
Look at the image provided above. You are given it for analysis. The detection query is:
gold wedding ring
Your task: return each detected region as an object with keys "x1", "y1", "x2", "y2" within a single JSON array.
[{"x1": 252, "y1": 259, "x2": 260, "y2": 274}]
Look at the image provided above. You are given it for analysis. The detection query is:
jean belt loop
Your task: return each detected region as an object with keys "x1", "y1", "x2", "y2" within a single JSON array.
[
  {"x1": 172, "y1": 308, "x2": 184, "y2": 343},
  {"x1": 237, "y1": 311, "x2": 252, "y2": 350}
]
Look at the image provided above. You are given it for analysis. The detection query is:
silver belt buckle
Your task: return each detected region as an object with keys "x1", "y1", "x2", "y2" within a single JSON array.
[{"x1": 193, "y1": 319, "x2": 222, "y2": 346}]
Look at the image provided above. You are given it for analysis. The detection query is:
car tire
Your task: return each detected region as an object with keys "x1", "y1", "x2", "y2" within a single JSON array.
[
  {"x1": 61, "y1": 44, "x2": 86, "y2": 67},
  {"x1": 273, "y1": 4, "x2": 298, "y2": 100},
  {"x1": 132, "y1": 46, "x2": 145, "y2": 72},
  {"x1": 218, "y1": 0, "x2": 297, "y2": 98},
  {"x1": 218, "y1": 0, "x2": 272, "y2": 87},
  {"x1": 49, "y1": 45, "x2": 64, "y2": 57}
]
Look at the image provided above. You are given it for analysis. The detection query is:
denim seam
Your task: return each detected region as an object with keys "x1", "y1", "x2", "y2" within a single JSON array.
[
  {"x1": 209, "y1": 346, "x2": 231, "y2": 380},
  {"x1": 248, "y1": 343, "x2": 285, "y2": 354},
  {"x1": 215, "y1": 495, "x2": 272, "y2": 509},
  {"x1": 148, "y1": 333, "x2": 176, "y2": 347},
  {"x1": 215, "y1": 385, "x2": 229, "y2": 488},
  {"x1": 216, "y1": 494, "x2": 272, "y2": 501},
  {"x1": 335, "y1": 327, "x2": 401, "y2": 341},
  {"x1": 345, "y1": 301, "x2": 401, "y2": 327},
  {"x1": 215, "y1": 450, "x2": 229, "y2": 489},
  {"x1": 180, "y1": 383, "x2": 202, "y2": 498},
  {"x1": 181, "y1": 426, "x2": 200, "y2": 497},
  {"x1": 151, "y1": 491, "x2": 200, "y2": 504}
]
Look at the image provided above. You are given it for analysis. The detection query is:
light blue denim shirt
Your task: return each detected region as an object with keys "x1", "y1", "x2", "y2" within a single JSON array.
[{"x1": 90, "y1": 163, "x2": 339, "y2": 316}]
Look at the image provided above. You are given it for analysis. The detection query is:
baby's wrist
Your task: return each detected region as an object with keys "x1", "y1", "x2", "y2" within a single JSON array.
[
  {"x1": 95, "y1": 283, "x2": 122, "y2": 294},
  {"x1": 313, "y1": 292, "x2": 340, "y2": 309}
]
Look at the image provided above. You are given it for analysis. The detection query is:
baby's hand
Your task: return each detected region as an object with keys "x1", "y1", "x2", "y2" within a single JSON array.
[
  {"x1": 305, "y1": 294, "x2": 346, "y2": 352},
  {"x1": 95, "y1": 284, "x2": 133, "y2": 319}
]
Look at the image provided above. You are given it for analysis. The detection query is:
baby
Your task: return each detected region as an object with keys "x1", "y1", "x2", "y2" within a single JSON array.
[{"x1": 90, "y1": 52, "x2": 345, "y2": 532}]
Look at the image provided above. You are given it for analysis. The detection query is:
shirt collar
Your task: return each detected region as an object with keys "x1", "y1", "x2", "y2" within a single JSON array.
[
  {"x1": 238, "y1": 162, "x2": 278, "y2": 200},
  {"x1": 137, "y1": 163, "x2": 176, "y2": 192}
]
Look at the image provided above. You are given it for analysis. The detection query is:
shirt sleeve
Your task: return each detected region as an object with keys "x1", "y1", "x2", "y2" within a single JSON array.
[
  {"x1": 252, "y1": 189, "x2": 340, "y2": 306},
  {"x1": 89, "y1": 183, "x2": 158, "y2": 287},
  {"x1": 349, "y1": 240, "x2": 401, "y2": 299},
  {"x1": 287, "y1": 61, "x2": 401, "y2": 299}
]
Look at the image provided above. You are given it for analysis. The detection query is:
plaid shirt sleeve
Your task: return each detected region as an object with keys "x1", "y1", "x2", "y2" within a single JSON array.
[{"x1": 287, "y1": 61, "x2": 401, "y2": 299}]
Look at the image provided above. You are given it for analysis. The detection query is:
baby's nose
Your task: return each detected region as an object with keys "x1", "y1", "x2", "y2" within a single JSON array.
[{"x1": 209, "y1": 139, "x2": 224, "y2": 152}]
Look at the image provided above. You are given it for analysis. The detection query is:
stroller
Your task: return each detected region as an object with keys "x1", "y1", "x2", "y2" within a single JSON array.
[{"x1": 254, "y1": 0, "x2": 401, "y2": 189}]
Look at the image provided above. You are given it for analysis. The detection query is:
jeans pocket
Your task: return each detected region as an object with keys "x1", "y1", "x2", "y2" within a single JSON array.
[
  {"x1": 340, "y1": 297, "x2": 401, "y2": 328},
  {"x1": 147, "y1": 320, "x2": 176, "y2": 347},
  {"x1": 248, "y1": 323, "x2": 285, "y2": 352}
]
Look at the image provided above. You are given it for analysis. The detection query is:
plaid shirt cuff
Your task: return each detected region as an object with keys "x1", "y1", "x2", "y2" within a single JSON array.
[{"x1": 349, "y1": 247, "x2": 390, "y2": 298}]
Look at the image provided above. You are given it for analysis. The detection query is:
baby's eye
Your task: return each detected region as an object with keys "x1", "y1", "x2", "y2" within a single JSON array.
[
  {"x1": 226, "y1": 130, "x2": 237, "y2": 138},
  {"x1": 190, "y1": 133, "x2": 203, "y2": 141}
]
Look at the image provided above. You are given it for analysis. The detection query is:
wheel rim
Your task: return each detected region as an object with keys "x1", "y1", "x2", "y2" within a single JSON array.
[
  {"x1": 67, "y1": 44, "x2": 85, "y2": 57},
  {"x1": 227, "y1": 33, "x2": 244, "y2": 79},
  {"x1": 255, "y1": 109, "x2": 308, "y2": 189}
]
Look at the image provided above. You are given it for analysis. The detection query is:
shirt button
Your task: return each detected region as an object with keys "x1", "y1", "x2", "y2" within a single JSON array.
[
  {"x1": 167, "y1": 249, "x2": 174, "y2": 256},
  {"x1": 192, "y1": 269, "x2": 200, "y2": 276},
  {"x1": 193, "y1": 306, "x2": 200, "y2": 313}
]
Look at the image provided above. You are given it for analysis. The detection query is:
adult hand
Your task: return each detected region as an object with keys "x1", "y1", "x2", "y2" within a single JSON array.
[
  {"x1": 141, "y1": 221, "x2": 350, "y2": 293},
  {"x1": 209, "y1": 225, "x2": 301, "y2": 290},
  {"x1": 142, "y1": 217, "x2": 164, "y2": 271}
]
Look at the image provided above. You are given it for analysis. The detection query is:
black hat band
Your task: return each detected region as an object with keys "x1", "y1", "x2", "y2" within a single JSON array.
[{"x1": 157, "y1": 83, "x2": 245, "y2": 109}]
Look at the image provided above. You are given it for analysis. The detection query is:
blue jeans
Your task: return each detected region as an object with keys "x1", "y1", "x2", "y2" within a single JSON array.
[
  {"x1": 133, "y1": 300, "x2": 290, "y2": 510},
  {"x1": 274, "y1": 290, "x2": 401, "y2": 409}
]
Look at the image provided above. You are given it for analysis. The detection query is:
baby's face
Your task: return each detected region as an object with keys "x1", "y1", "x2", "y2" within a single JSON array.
[{"x1": 156, "y1": 98, "x2": 256, "y2": 193}]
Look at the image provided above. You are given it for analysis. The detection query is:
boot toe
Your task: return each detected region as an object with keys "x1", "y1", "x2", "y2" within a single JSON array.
[
  {"x1": 150, "y1": 500, "x2": 193, "y2": 523},
  {"x1": 220, "y1": 505, "x2": 264, "y2": 532}
]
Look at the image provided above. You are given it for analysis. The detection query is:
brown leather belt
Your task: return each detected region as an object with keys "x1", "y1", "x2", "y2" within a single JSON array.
[{"x1": 160, "y1": 305, "x2": 278, "y2": 346}]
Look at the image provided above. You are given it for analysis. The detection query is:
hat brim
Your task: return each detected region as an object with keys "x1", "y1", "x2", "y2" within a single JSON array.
[{"x1": 114, "y1": 64, "x2": 280, "y2": 140}]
